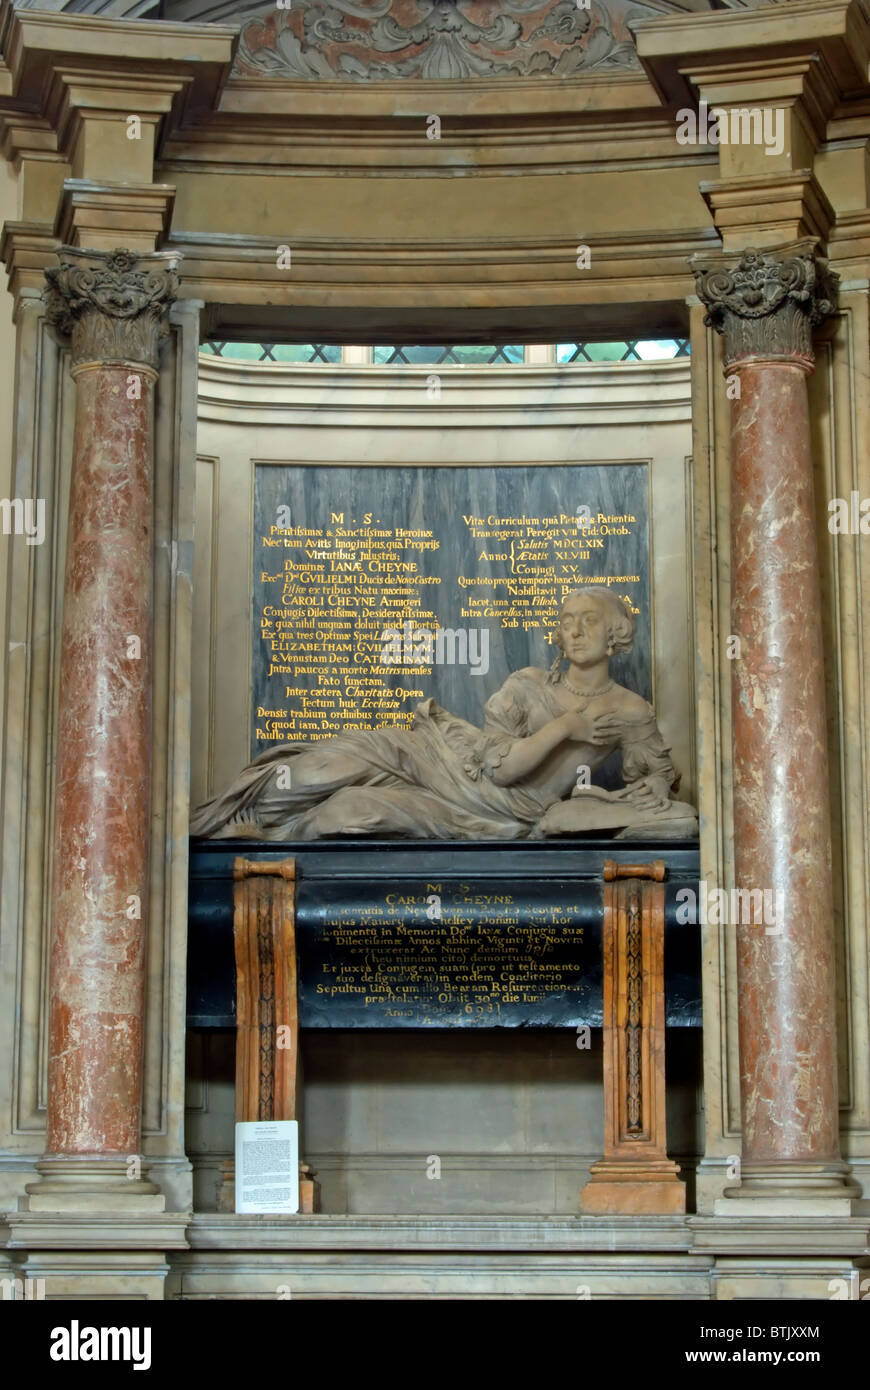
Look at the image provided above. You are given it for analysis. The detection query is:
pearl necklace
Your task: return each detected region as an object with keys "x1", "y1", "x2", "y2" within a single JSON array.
[{"x1": 560, "y1": 674, "x2": 614, "y2": 704}]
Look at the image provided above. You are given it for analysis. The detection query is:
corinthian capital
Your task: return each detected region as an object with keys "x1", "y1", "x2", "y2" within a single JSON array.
[
  {"x1": 43, "y1": 246, "x2": 179, "y2": 372},
  {"x1": 690, "y1": 241, "x2": 839, "y2": 370}
]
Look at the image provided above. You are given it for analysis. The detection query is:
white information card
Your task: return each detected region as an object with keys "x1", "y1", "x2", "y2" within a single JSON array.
[{"x1": 234, "y1": 1120, "x2": 299, "y2": 1214}]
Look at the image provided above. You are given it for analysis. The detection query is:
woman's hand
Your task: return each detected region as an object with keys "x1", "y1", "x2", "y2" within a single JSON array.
[
  {"x1": 490, "y1": 702, "x2": 619, "y2": 787},
  {"x1": 558, "y1": 710, "x2": 595, "y2": 743},
  {"x1": 559, "y1": 710, "x2": 621, "y2": 746},
  {"x1": 614, "y1": 775, "x2": 672, "y2": 813},
  {"x1": 587, "y1": 712, "x2": 623, "y2": 743}
]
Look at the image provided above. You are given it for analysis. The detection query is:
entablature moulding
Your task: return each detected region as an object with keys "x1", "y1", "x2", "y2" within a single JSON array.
[
  {"x1": 81, "y1": 225, "x2": 719, "y2": 340},
  {"x1": 0, "y1": 1, "x2": 869, "y2": 316},
  {"x1": 7, "y1": 218, "x2": 870, "y2": 340},
  {"x1": 0, "y1": 1, "x2": 868, "y2": 171}
]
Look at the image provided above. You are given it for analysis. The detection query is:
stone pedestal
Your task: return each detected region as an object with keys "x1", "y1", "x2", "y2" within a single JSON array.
[{"x1": 692, "y1": 242, "x2": 858, "y2": 1212}]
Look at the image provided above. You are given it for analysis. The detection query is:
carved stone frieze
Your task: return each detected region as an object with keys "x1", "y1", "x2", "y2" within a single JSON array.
[
  {"x1": 235, "y1": 0, "x2": 649, "y2": 83},
  {"x1": 691, "y1": 243, "x2": 839, "y2": 368},
  {"x1": 43, "y1": 246, "x2": 179, "y2": 372}
]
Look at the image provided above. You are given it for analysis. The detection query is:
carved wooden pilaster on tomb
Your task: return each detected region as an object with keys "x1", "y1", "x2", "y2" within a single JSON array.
[
  {"x1": 581, "y1": 860, "x2": 685, "y2": 1215},
  {"x1": 218, "y1": 857, "x2": 319, "y2": 1214}
]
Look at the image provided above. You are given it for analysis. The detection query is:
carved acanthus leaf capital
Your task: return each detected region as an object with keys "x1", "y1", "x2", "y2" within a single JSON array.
[
  {"x1": 43, "y1": 247, "x2": 179, "y2": 372},
  {"x1": 690, "y1": 243, "x2": 839, "y2": 369}
]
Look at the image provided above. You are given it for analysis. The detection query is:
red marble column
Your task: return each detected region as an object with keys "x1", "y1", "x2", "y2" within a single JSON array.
[
  {"x1": 693, "y1": 243, "x2": 856, "y2": 1202},
  {"x1": 37, "y1": 249, "x2": 177, "y2": 1183}
]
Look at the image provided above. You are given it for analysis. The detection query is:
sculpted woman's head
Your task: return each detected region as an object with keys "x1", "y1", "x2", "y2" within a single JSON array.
[{"x1": 548, "y1": 587, "x2": 635, "y2": 681}]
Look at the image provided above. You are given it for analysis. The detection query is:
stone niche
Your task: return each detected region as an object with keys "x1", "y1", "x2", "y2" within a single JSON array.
[{"x1": 185, "y1": 347, "x2": 700, "y2": 1214}]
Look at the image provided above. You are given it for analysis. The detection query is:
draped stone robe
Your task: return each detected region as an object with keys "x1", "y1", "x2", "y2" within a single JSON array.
[{"x1": 190, "y1": 666, "x2": 686, "y2": 841}]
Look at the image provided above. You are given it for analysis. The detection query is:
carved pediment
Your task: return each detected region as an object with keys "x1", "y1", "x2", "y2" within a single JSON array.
[
  {"x1": 233, "y1": 1, "x2": 687, "y2": 83},
  {"x1": 8, "y1": 0, "x2": 785, "y2": 80}
]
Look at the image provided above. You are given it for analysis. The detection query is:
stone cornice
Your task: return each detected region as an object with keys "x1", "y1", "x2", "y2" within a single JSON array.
[
  {"x1": 0, "y1": 109, "x2": 60, "y2": 166},
  {"x1": 159, "y1": 108, "x2": 714, "y2": 180},
  {"x1": 2, "y1": 217, "x2": 719, "y2": 319},
  {"x1": 635, "y1": 0, "x2": 870, "y2": 110},
  {"x1": 827, "y1": 207, "x2": 870, "y2": 271},
  {"x1": 0, "y1": 7, "x2": 238, "y2": 142},
  {"x1": 0, "y1": 219, "x2": 60, "y2": 299},
  {"x1": 176, "y1": 226, "x2": 717, "y2": 341},
  {"x1": 1, "y1": 183, "x2": 177, "y2": 301},
  {"x1": 677, "y1": 53, "x2": 841, "y2": 153},
  {"x1": 0, "y1": 9, "x2": 238, "y2": 92},
  {"x1": 217, "y1": 69, "x2": 657, "y2": 115},
  {"x1": 57, "y1": 180, "x2": 176, "y2": 254},
  {"x1": 700, "y1": 169, "x2": 836, "y2": 249}
]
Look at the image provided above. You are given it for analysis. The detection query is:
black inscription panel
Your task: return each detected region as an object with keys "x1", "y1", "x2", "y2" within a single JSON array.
[
  {"x1": 251, "y1": 463, "x2": 650, "y2": 761},
  {"x1": 186, "y1": 843, "x2": 703, "y2": 1030},
  {"x1": 297, "y1": 879, "x2": 602, "y2": 1028}
]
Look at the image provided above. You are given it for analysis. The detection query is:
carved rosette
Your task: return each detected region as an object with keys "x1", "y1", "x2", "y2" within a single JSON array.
[
  {"x1": 43, "y1": 246, "x2": 179, "y2": 373},
  {"x1": 691, "y1": 242, "x2": 839, "y2": 370}
]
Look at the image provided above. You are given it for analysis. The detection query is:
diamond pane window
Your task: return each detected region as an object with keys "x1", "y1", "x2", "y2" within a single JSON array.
[
  {"x1": 201, "y1": 340, "x2": 689, "y2": 366},
  {"x1": 266, "y1": 344, "x2": 342, "y2": 363},
  {"x1": 202, "y1": 342, "x2": 340, "y2": 363},
  {"x1": 557, "y1": 339, "x2": 690, "y2": 364},
  {"x1": 634, "y1": 339, "x2": 689, "y2": 360},
  {"x1": 556, "y1": 343, "x2": 586, "y2": 363},
  {"x1": 593, "y1": 342, "x2": 638, "y2": 362},
  {"x1": 209, "y1": 341, "x2": 263, "y2": 360},
  {"x1": 447, "y1": 344, "x2": 524, "y2": 364},
  {"x1": 373, "y1": 345, "x2": 444, "y2": 364},
  {"x1": 373, "y1": 345, "x2": 524, "y2": 365}
]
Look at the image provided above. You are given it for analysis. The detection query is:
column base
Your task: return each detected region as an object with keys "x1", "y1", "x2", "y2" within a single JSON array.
[
  {"x1": 20, "y1": 1157, "x2": 166, "y2": 1214},
  {"x1": 580, "y1": 1158, "x2": 686, "y2": 1215},
  {"x1": 715, "y1": 1159, "x2": 861, "y2": 1216},
  {"x1": 4, "y1": 1158, "x2": 189, "y2": 1299}
]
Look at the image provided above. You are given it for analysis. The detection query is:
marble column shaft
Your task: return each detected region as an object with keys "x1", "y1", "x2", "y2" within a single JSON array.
[
  {"x1": 693, "y1": 243, "x2": 852, "y2": 1194},
  {"x1": 42, "y1": 248, "x2": 178, "y2": 1159}
]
